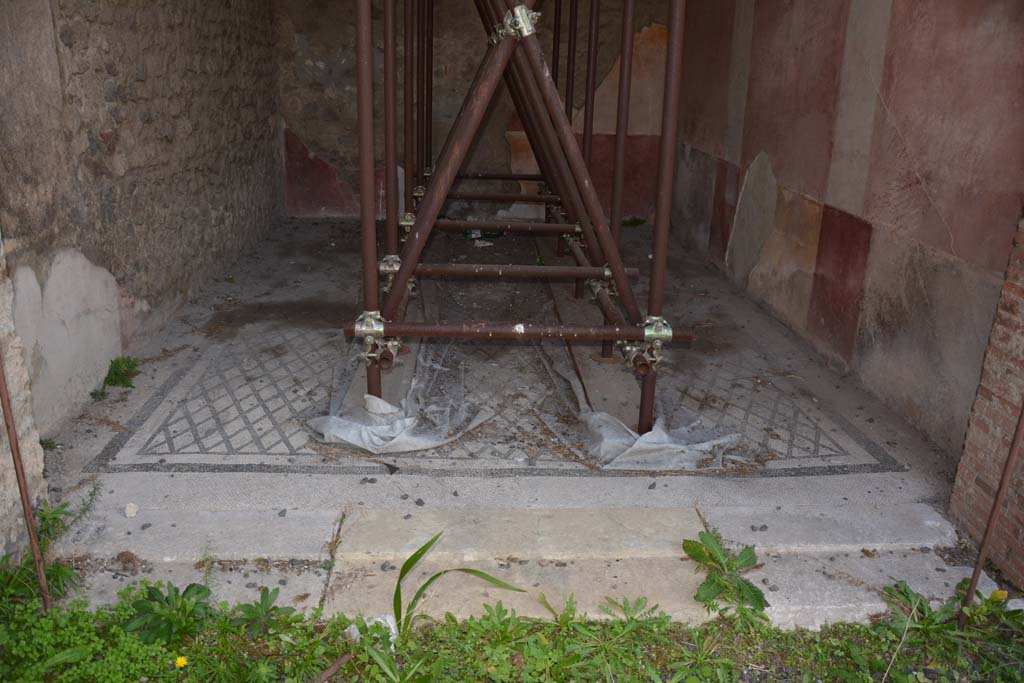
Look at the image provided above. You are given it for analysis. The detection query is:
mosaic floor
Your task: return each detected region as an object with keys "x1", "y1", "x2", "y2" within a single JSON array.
[{"x1": 88, "y1": 220, "x2": 902, "y2": 478}]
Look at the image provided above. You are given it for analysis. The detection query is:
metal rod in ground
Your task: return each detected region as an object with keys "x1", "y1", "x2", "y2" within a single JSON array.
[
  {"x1": 959, "y1": 400, "x2": 1024, "y2": 625},
  {"x1": 0, "y1": 344, "x2": 50, "y2": 610},
  {"x1": 345, "y1": 321, "x2": 648, "y2": 342},
  {"x1": 380, "y1": 10, "x2": 527, "y2": 321},
  {"x1": 518, "y1": 30, "x2": 644, "y2": 324},
  {"x1": 383, "y1": 0, "x2": 399, "y2": 254},
  {"x1": 610, "y1": 0, "x2": 635, "y2": 245},
  {"x1": 638, "y1": 0, "x2": 684, "y2": 432},
  {"x1": 425, "y1": 0, "x2": 434, "y2": 172},
  {"x1": 637, "y1": 369, "x2": 656, "y2": 433},
  {"x1": 565, "y1": 0, "x2": 578, "y2": 117},
  {"x1": 582, "y1": 0, "x2": 600, "y2": 166},
  {"x1": 403, "y1": 0, "x2": 415, "y2": 213},
  {"x1": 416, "y1": 0, "x2": 425, "y2": 188},
  {"x1": 647, "y1": 0, "x2": 684, "y2": 318},
  {"x1": 413, "y1": 262, "x2": 640, "y2": 280},
  {"x1": 434, "y1": 219, "x2": 579, "y2": 235},
  {"x1": 355, "y1": 0, "x2": 382, "y2": 398},
  {"x1": 446, "y1": 191, "x2": 559, "y2": 204}
]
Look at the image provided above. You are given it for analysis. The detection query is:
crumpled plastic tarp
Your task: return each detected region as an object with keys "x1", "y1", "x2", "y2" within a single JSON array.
[
  {"x1": 309, "y1": 338, "x2": 745, "y2": 471},
  {"x1": 308, "y1": 340, "x2": 495, "y2": 454}
]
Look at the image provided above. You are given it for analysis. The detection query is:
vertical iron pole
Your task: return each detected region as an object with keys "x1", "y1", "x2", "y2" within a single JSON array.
[
  {"x1": 384, "y1": 0, "x2": 399, "y2": 255},
  {"x1": 637, "y1": 365, "x2": 657, "y2": 433},
  {"x1": 403, "y1": 0, "x2": 415, "y2": 214},
  {"x1": 609, "y1": 0, "x2": 635, "y2": 246},
  {"x1": 356, "y1": 0, "x2": 382, "y2": 397},
  {"x1": 639, "y1": 0, "x2": 685, "y2": 433},
  {"x1": 647, "y1": 0, "x2": 684, "y2": 319},
  {"x1": 416, "y1": 0, "x2": 426, "y2": 189},
  {"x1": 0, "y1": 345, "x2": 50, "y2": 610},
  {"x1": 551, "y1": 0, "x2": 562, "y2": 89},
  {"x1": 425, "y1": 0, "x2": 434, "y2": 174},
  {"x1": 582, "y1": 0, "x2": 599, "y2": 166},
  {"x1": 959, "y1": 401, "x2": 1024, "y2": 625},
  {"x1": 565, "y1": 0, "x2": 578, "y2": 117}
]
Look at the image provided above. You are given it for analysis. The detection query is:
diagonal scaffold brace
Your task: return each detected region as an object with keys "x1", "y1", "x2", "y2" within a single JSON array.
[{"x1": 347, "y1": 0, "x2": 688, "y2": 435}]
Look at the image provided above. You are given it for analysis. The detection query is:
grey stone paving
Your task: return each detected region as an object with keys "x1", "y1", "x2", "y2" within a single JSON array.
[{"x1": 86, "y1": 219, "x2": 901, "y2": 478}]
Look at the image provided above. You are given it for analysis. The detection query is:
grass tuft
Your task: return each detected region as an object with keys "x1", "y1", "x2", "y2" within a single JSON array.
[{"x1": 103, "y1": 356, "x2": 140, "y2": 388}]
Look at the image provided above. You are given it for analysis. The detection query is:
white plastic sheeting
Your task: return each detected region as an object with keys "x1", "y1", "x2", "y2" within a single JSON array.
[{"x1": 309, "y1": 338, "x2": 746, "y2": 471}]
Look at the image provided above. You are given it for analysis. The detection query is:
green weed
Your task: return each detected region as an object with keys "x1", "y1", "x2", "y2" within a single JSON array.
[
  {"x1": 392, "y1": 530, "x2": 524, "y2": 641},
  {"x1": 103, "y1": 356, "x2": 140, "y2": 388},
  {"x1": 683, "y1": 529, "x2": 767, "y2": 629},
  {"x1": 124, "y1": 582, "x2": 213, "y2": 645}
]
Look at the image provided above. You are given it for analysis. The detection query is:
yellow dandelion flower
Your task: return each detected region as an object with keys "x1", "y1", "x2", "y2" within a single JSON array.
[
  {"x1": 175, "y1": 656, "x2": 188, "y2": 669},
  {"x1": 991, "y1": 589, "x2": 1009, "y2": 602}
]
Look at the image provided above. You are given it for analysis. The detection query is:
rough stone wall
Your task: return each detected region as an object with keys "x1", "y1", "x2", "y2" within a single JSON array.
[
  {"x1": 0, "y1": 249, "x2": 47, "y2": 556},
  {"x1": 274, "y1": 0, "x2": 666, "y2": 216},
  {"x1": 950, "y1": 220, "x2": 1024, "y2": 589},
  {"x1": 0, "y1": 0, "x2": 281, "y2": 436},
  {"x1": 670, "y1": 0, "x2": 1023, "y2": 459}
]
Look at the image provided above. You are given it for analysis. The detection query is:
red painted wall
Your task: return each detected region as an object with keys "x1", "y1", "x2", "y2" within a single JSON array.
[
  {"x1": 679, "y1": 0, "x2": 736, "y2": 161},
  {"x1": 741, "y1": 0, "x2": 850, "y2": 199},
  {"x1": 864, "y1": 0, "x2": 1024, "y2": 273}
]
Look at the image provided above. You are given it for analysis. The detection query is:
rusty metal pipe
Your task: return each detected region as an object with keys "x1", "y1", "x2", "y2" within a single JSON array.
[
  {"x1": 416, "y1": 0, "x2": 426, "y2": 188},
  {"x1": 435, "y1": 219, "x2": 579, "y2": 234},
  {"x1": 518, "y1": 31, "x2": 643, "y2": 324},
  {"x1": 384, "y1": 0, "x2": 399, "y2": 254},
  {"x1": 647, "y1": 0, "x2": 685, "y2": 318},
  {"x1": 0, "y1": 344, "x2": 51, "y2": 610},
  {"x1": 413, "y1": 262, "x2": 639, "y2": 280},
  {"x1": 609, "y1": 0, "x2": 635, "y2": 245},
  {"x1": 403, "y1": 0, "x2": 415, "y2": 214},
  {"x1": 345, "y1": 321, "x2": 647, "y2": 342},
  {"x1": 582, "y1": 0, "x2": 600, "y2": 166},
  {"x1": 455, "y1": 172, "x2": 545, "y2": 181},
  {"x1": 960, "y1": 400, "x2": 1024, "y2": 624},
  {"x1": 381, "y1": 15, "x2": 525, "y2": 321},
  {"x1": 356, "y1": 0, "x2": 382, "y2": 397},
  {"x1": 552, "y1": 0, "x2": 562, "y2": 88},
  {"x1": 425, "y1": 0, "x2": 434, "y2": 173},
  {"x1": 638, "y1": 368, "x2": 656, "y2": 432},
  {"x1": 446, "y1": 191, "x2": 559, "y2": 204},
  {"x1": 565, "y1": 0, "x2": 578, "y2": 117}
]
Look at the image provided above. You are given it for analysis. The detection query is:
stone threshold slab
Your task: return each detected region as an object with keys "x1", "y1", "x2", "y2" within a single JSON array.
[
  {"x1": 701, "y1": 503, "x2": 958, "y2": 554},
  {"x1": 327, "y1": 556, "x2": 708, "y2": 622},
  {"x1": 336, "y1": 507, "x2": 704, "y2": 563}
]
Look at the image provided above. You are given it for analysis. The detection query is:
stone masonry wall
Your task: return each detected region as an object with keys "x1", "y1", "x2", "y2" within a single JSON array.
[
  {"x1": 0, "y1": 0, "x2": 280, "y2": 437},
  {"x1": 0, "y1": 254, "x2": 46, "y2": 555},
  {"x1": 275, "y1": 0, "x2": 666, "y2": 216},
  {"x1": 950, "y1": 219, "x2": 1024, "y2": 589}
]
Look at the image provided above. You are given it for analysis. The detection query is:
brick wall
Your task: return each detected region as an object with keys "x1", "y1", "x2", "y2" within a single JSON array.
[{"x1": 950, "y1": 219, "x2": 1024, "y2": 589}]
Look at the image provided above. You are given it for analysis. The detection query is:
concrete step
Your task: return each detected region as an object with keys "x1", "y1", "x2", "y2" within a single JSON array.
[
  {"x1": 55, "y1": 508, "x2": 341, "y2": 563},
  {"x1": 336, "y1": 507, "x2": 704, "y2": 562},
  {"x1": 748, "y1": 549, "x2": 998, "y2": 630},
  {"x1": 326, "y1": 556, "x2": 708, "y2": 622},
  {"x1": 701, "y1": 503, "x2": 957, "y2": 554},
  {"x1": 328, "y1": 506, "x2": 707, "y2": 621}
]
